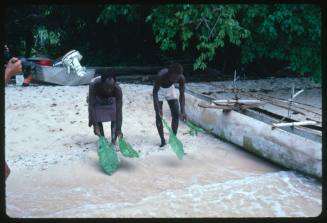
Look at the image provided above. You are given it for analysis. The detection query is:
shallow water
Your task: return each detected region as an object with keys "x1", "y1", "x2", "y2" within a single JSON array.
[{"x1": 6, "y1": 170, "x2": 321, "y2": 218}]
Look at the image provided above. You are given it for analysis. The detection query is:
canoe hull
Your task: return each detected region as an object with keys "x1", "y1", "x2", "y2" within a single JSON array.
[{"x1": 185, "y1": 93, "x2": 322, "y2": 178}]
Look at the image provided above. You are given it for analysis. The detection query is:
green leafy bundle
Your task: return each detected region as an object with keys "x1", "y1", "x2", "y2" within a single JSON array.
[
  {"x1": 97, "y1": 136, "x2": 119, "y2": 175},
  {"x1": 186, "y1": 120, "x2": 206, "y2": 136},
  {"x1": 162, "y1": 118, "x2": 184, "y2": 160},
  {"x1": 118, "y1": 138, "x2": 139, "y2": 158}
]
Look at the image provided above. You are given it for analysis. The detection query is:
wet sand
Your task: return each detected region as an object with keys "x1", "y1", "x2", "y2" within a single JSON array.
[{"x1": 5, "y1": 80, "x2": 322, "y2": 218}]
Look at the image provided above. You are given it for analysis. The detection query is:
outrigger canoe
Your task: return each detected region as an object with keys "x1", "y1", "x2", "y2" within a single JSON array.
[{"x1": 184, "y1": 88, "x2": 322, "y2": 179}]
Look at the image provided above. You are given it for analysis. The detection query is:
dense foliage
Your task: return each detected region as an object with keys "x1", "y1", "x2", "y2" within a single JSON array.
[
  {"x1": 4, "y1": 4, "x2": 321, "y2": 81},
  {"x1": 239, "y1": 4, "x2": 321, "y2": 82}
]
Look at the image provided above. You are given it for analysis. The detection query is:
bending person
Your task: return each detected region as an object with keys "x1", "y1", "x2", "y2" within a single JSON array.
[
  {"x1": 153, "y1": 63, "x2": 187, "y2": 147},
  {"x1": 87, "y1": 70, "x2": 123, "y2": 144}
]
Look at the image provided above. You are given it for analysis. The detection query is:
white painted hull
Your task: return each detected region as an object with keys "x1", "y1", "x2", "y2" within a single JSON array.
[
  {"x1": 34, "y1": 66, "x2": 95, "y2": 86},
  {"x1": 185, "y1": 92, "x2": 322, "y2": 178}
]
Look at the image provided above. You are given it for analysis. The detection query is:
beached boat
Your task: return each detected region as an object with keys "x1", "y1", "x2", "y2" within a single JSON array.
[
  {"x1": 32, "y1": 65, "x2": 161, "y2": 86},
  {"x1": 30, "y1": 50, "x2": 96, "y2": 86},
  {"x1": 33, "y1": 66, "x2": 95, "y2": 86},
  {"x1": 184, "y1": 88, "x2": 322, "y2": 179}
]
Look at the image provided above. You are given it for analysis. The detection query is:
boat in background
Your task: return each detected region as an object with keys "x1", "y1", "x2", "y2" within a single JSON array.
[
  {"x1": 34, "y1": 66, "x2": 95, "y2": 86},
  {"x1": 31, "y1": 50, "x2": 96, "y2": 86}
]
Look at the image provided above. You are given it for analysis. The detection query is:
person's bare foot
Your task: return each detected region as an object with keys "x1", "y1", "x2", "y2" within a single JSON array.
[{"x1": 159, "y1": 140, "x2": 166, "y2": 148}]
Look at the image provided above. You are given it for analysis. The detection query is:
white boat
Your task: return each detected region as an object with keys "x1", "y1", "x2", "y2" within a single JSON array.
[{"x1": 34, "y1": 66, "x2": 95, "y2": 86}]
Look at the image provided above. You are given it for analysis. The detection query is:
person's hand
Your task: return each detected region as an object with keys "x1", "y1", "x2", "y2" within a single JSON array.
[
  {"x1": 116, "y1": 131, "x2": 123, "y2": 139},
  {"x1": 159, "y1": 110, "x2": 163, "y2": 117},
  {"x1": 94, "y1": 125, "x2": 101, "y2": 136},
  {"x1": 180, "y1": 113, "x2": 187, "y2": 122},
  {"x1": 5, "y1": 57, "x2": 22, "y2": 80}
]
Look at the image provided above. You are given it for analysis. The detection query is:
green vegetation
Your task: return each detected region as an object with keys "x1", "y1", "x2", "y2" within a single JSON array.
[
  {"x1": 4, "y1": 4, "x2": 321, "y2": 81},
  {"x1": 239, "y1": 4, "x2": 321, "y2": 82}
]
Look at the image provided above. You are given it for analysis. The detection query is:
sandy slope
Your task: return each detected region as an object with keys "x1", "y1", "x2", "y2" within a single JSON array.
[{"x1": 4, "y1": 81, "x2": 321, "y2": 218}]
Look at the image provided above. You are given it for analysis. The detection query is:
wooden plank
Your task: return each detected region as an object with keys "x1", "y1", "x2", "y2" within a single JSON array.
[
  {"x1": 272, "y1": 121, "x2": 317, "y2": 128},
  {"x1": 192, "y1": 86, "x2": 321, "y2": 125},
  {"x1": 206, "y1": 82, "x2": 321, "y2": 115},
  {"x1": 248, "y1": 91, "x2": 322, "y2": 115},
  {"x1": 198, "y1": 103, "x2": 234, "y2": 110},
  {"x1": 213, "y1": 99, "x2": 264, "y2": 105},
  {"x1": 240, "y1": 91, "x2": 321, "y2": 116}
]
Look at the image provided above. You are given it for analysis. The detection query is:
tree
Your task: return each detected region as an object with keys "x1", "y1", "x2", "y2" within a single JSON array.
[
  {"x1": 4, "y1": 5, "x2": 50, "y2": 57},
  {"x1": 146, "y1": 4, "x2": 250, "y2": 70},
  {"x1": 239, "y1": 4, "x2": 321, "y2": 82},
  {"x1": 5, "y1": 4, "x2": 321, "y2": 81}
]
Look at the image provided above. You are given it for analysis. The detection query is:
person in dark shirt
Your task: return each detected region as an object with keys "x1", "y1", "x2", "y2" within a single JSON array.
[
  {"x1": 87, "y1": 70, "x2": 123, "y2": 144},
  {"x1": 153, "y1": 63, "x2": 187, "y2": 147}
]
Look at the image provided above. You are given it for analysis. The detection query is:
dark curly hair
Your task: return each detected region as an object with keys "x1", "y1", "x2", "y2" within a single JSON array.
[
  {"x1": 168, "y1": 63, "x2": 183, "y2": 75},
  {"x1": 95, "y1": 68, "x2": 116, "y2": 82}
]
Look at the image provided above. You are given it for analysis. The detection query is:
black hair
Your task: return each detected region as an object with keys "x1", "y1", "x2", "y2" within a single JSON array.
[
  {"x1": 4, "y1": 44, "x2": 12, "y2": 62},
  {"x1": 168, "y1": 63, "x2": 183, "y2": 75},
  {"x1": 95, "y1": 68, "x2": 116, "y2": 82}
]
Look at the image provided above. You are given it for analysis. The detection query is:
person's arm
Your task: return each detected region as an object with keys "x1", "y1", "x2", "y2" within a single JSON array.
[
  {"x1": 5, "y1": 57, "x2": 22, "y2": 84},
  {"x1": 153, "y1": 77, "x2": 161, "y2": 117},
  {"x1": 115, "y1": 85, "x2": 123, "y2": 137},
  {"x1": 179, "y1": 75, "x2": 187, "y2": 121},
  {"x1": 88, "y1": 79, "x2": 98, "y2": 127}
]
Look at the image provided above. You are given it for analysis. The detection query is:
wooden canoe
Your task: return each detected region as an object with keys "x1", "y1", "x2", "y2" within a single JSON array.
[{"x1": 185, "y1": 88, "x2": 322, "y2": 179}]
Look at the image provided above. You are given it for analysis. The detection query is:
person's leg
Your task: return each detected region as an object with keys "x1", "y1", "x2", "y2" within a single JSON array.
[
  {"x1": 111, "y1": 121, "x2": 117, "y2": 144},
  {"x1": 94, "y1": 122, "x2": 104, "y2": 136},
  {"x1": 167, "y1": 99, "x2": 180, "y2": 135},
  {"x1": 155, "y1": 101, "x2": 165, "y2": 147}
]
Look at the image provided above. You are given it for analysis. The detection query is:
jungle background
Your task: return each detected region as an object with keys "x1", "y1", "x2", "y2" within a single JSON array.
[{"x1": 3, "y1": 4, "x2": 322, "y2": 82}]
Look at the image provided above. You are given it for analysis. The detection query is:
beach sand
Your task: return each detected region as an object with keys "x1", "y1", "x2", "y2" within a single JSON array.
[{"x1": 4, "y1": 80, "x2": 322, "y2": 218}]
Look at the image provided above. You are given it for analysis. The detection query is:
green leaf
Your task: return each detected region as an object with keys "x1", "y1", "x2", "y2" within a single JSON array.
[
  {"x1": 118, "y1": 138, "x2": 139, "y2": 158},
  {"x1": 186, "y1": 120, "x2": 206, "y2": 136},
  {"x1": 97, "y1": 136, "x2": 119, "y2": 175},
  {"x1": 162, "y1": 118, "x2": 184, "y2": 160}
]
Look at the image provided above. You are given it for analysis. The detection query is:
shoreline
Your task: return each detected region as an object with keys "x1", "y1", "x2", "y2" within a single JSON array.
[{"x1": 5, "y1": 78, "x2": 322, "y2": 217}]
